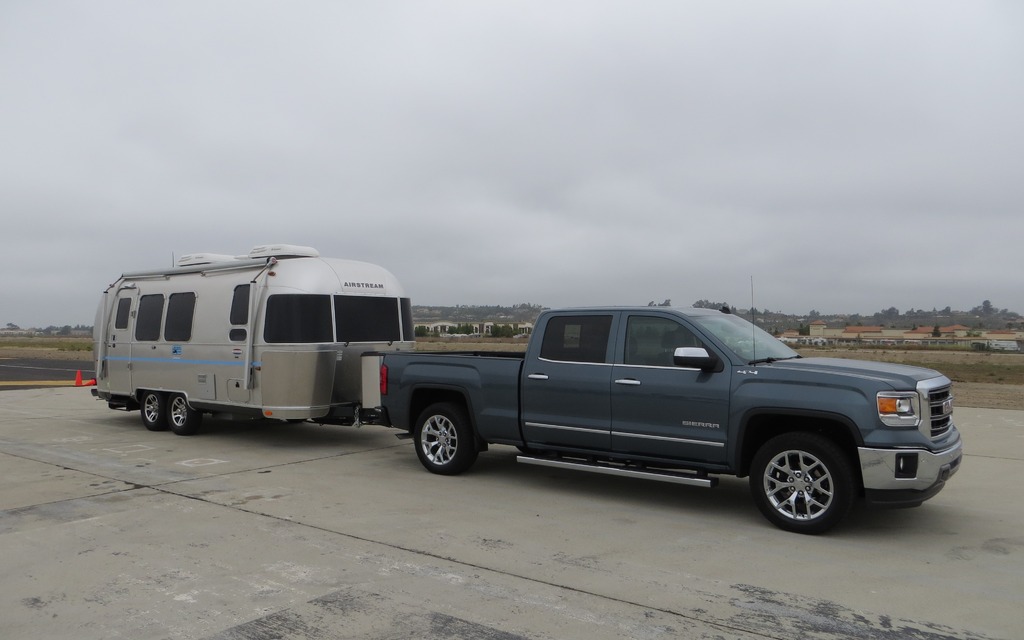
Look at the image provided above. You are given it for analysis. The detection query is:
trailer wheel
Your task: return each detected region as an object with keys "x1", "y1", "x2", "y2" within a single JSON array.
[
  {"x1": 749, "y1": 432, "x2": 855, "y2": 535},
  {"x1": 168, "y1": 393, "x2": 203, "y2": 436},
  {"x1": 414, "y1": 402, "x2": 478, "y2": 475},
  {"x1": 140, "y1": 391, "x2": 169, "y2": 431}
]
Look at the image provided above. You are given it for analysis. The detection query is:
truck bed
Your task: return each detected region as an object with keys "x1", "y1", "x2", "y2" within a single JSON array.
[{"x1": 370, "y1": 350, "x2": 526, "y2": 443}]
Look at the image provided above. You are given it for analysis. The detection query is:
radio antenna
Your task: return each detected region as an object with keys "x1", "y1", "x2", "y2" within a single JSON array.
[{"x1": 750, "y1": 275, "x2": 757, "y2": 362}]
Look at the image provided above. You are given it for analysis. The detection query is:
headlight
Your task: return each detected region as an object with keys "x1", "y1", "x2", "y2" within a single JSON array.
[{"x1": 877, "y1": 391, "x2": 920, "y2": 427}]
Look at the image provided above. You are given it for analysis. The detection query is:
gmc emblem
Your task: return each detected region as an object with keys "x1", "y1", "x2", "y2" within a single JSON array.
[{"x1": 941, "y1": 398, "x2": 954, "y2": 415}]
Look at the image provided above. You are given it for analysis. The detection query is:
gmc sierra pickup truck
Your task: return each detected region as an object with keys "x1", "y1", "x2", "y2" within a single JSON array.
[{"x1": 361, "y1": 307, "x2": 963, "y2": 534}]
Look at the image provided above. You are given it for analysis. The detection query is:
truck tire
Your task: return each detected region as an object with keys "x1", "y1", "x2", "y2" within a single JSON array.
[
  {"x1": 750, "y1": 433, "x2": 855, "y2": 535},
  {"x1": 414, "y1": 402, "x2": 478, "y2": 475},
  {"x1": 140, "y1": 390, "x2": 169, "y2": 431},
  {"x1": 168, "y1": 393, "x2": 203, "y2": 436}
]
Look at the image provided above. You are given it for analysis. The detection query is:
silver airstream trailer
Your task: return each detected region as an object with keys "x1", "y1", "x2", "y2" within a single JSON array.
[{"x1": 92, "y1": 244, "x2": 413, "y2": 435}]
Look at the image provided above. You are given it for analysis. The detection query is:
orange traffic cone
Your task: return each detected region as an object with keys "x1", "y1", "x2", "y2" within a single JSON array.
[
  {"x1": 74, "y1": 370, "x2": 83, "y2": 386},
  {"x1": 74, "y1": 371, "x2": 96, "y2": 387}
]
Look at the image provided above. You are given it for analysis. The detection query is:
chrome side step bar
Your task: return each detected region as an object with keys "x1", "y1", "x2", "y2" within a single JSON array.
[{"x1": 517, "y1": 455, "x2": 717, "y2": 488}]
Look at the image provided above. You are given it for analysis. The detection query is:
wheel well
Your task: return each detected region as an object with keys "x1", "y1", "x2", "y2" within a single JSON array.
[
  {"x1": 407, "y1": 388, "x2": 486, "y2": 451},
  {"x1": 738, "y1": 414, "x2": 861, "y2": 481},
  {"x1": 409, "y1": 388, "x2": 471, "y2": 429}
]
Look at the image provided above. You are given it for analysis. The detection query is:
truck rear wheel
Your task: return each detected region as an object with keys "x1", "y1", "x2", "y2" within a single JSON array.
[
  {"x1": 414, "y1": 402, "x2": 478, "y2": 475},
  {"x1": 140, "y1": 390, "x2": 169, "y2": 431},
  {"x1": 168, "y1": 393, "x2": 203, "y2": 436},
  {"x1": 750, "y1": 433, "x2": 855, "y2": 535}
]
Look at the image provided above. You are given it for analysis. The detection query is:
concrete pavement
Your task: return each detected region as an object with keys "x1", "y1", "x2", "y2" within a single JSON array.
[{"x1": 1, "y1": 388, "x2": 1021, "y2": 639}]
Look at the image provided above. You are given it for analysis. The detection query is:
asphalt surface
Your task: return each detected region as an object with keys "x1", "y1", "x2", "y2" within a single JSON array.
[
  {"x1": 1, "y1": 388, "x2": 1021, "y2": 639},
  {"x1": 0, "y1": 357, "x2": 95, "y2": 390}
]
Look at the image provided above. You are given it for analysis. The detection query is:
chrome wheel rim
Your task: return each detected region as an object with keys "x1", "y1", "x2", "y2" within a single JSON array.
[
  {"x1": 763, "y1": 449, "x2": 834, "y2": 521},
  {"x1": 143, "y1": 394, "x2": 161, "y2": 424},
  {"x1": 421, "y1": 414, "x2": 458, "y2": 465},
  {"x1": 169, "y1": 396, "x2": 188, "y2": 427}
]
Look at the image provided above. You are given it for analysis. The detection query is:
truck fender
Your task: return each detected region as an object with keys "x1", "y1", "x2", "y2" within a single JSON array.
[
  {"x1": 406, "y1": 384, "x2": 489, "y2": 452},
  {"x1": 732, "y1": 408, "x2": 864, "y2": 478}
]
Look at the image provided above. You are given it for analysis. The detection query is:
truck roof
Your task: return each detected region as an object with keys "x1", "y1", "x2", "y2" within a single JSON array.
[{"x1": 548, "y1": 306, "x2": 728, "y2": 317}]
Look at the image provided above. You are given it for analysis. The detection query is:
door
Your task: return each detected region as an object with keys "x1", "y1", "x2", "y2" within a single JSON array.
[
  {"x1": 610, "y1": 314, "x2": 730, "y2": 464},
  {"x1": 102, "y1": 289, "x2": 137, "y2": 393},
  {"x1": 520, "y1": 314, "x2": 616, "y2": 451}
]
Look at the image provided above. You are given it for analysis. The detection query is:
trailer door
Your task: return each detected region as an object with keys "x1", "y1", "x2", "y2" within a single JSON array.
[{"x1": 103, "y1": 289, "x2": 137, "y2": 394}]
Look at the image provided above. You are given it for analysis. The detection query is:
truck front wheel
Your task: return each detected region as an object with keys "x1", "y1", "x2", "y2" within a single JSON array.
[
  {"x1": 414, "y1": 402, "x2": 478, "y2": 475},
  {"x1": 750, "y1": 433, "x2": 855, "y2": 535}
]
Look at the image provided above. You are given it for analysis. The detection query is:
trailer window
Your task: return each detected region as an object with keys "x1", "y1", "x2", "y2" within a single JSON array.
[
  {"x1": 230, "y1": 285, "x2": 250, "y2": 325},
  {"x1": 539, "y1": 315, "x2": 612, "y2": 363},
  {"x1": 135, "y1": 294, "x2": 164, "y2": 341},
  {"x1": 400, "y1": 297, "x2": 413, "y2": 341},
  {"x1": 165, "y1": 292, "x2": 196, "y2": 342},
  {"x1": 264, "y1": 294, "x2": 333, "y2": 343},
  {"x1": 114, "y1": 298, "x2": 132, "y2": 330},
  {"x1": 334, "y1": 296, "x2": 402, "y2": 342}
]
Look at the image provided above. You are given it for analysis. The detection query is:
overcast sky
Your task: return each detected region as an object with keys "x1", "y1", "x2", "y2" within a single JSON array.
[{"x1": 2, "y1": 1, "x2": 1021, "y2": 328}]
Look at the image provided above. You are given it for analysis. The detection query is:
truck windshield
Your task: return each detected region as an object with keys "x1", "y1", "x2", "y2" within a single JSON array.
[{"x1": 690, "y1": 313, "x2": 799, "y2": 363}]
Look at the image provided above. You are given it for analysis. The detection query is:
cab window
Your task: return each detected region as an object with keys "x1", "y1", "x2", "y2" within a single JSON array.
[{"x1": 624, "y1": 316, "x2": 702, "y2": 366}]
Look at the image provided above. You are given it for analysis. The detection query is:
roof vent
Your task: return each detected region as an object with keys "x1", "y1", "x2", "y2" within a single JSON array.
[
  {"x1": 177, "y1": 253, "x2": 238, "y2": 267},
  {"x1": 248, "y1": 244, "x2": 320, "y2": 259}
]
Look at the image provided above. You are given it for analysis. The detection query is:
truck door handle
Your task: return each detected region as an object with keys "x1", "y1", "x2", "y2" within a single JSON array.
[
  {"x1": 615, "y1": 378, "x2": 642, "y2": 386},
  {"x1": 527, "y1": 373, "x2": 549, "y2": 380}
]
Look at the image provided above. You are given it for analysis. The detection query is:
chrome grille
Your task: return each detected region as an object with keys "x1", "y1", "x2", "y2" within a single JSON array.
[{"x1": 927, "y1": 385, "x2": 953, "y2": 439}]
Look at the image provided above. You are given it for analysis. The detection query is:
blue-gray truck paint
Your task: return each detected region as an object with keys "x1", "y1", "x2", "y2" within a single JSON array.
[{"x1": 368, "y1": 307, "x2": 962, "y2": 533}]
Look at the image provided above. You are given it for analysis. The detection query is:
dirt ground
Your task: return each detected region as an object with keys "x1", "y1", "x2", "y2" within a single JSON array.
[
  {"x1": 807, "y1": 348, "x2": 1024, "y2": 411},
  {"x1": 949, "y1": 381, "x2": 1024, "y2": 410},
  {"x1": 3, "y1": 345, "x2": 1021, "y2": 411}
]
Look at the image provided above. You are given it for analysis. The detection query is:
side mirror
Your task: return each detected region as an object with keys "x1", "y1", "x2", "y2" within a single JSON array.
[{"x1": 673, "y1": 347, "x2": 722, "y2": 372}]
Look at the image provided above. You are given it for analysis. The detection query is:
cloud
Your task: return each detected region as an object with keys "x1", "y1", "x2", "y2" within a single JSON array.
[{"x1": 1, "y1": 1, "x2": 1021, "y2": 327}]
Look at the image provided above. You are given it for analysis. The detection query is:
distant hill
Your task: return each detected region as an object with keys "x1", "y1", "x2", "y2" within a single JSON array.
[
  {"x1": 412, "y1": 301, "x2": 1024, "y2": 335},
  {"x1": 412, "y1": 303, "x2": 547, "y2": 324},
  {"x1": 12, "y1": 301, "x2": 1020, "y2": 336}
]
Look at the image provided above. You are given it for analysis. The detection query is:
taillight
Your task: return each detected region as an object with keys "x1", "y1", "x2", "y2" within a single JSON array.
[{"x1": 379, "y1": 364, "x2": 388, "y2": 396}]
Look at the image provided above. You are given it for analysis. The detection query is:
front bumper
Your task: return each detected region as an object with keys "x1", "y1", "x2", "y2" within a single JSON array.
[{"x1": 858, "y1": 440, "x2": 963, "y2": 507}]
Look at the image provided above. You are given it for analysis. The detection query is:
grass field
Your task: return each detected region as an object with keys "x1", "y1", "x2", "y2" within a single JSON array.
[
  {"x1": 803, "y1": 347, "x2": 1024, "y2": 386},
  {"x1": 4, "y1": 337, "x2": 1022, "y2": 385},
  {"x1": 0, "y1": 337, "x2": 93, "y2": 352},
  {"x1": 4, "y1": 337, "x2": 1021, "y2": 409},
  {"x1": 414, "y1": 339, "x2": 1024, "y2": 385}
]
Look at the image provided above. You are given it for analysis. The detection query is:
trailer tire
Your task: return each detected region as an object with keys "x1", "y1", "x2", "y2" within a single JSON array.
[
  {"x1": 140, "y1": 390, "x2": 169, "y2": 431},
  {"x1": 414, "y1": 402, "x2": 478, "y2": 475},
  {"x1": 168, "y1": 393, "x2": 203, "y2": 436},
  {"x1": 749, "y1": 432, "x2": 855, "y2": 535}
]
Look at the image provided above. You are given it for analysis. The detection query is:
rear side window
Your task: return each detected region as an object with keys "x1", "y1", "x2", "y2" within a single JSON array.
[
  {"x1": 114, "y1": 298, "x2": 132, "y2": 330},
  {"x1": 135, "y1": 294, "x2": 164, "y2": 341},
  {"x1": 539, "y1": 315, "x2": 612, "y2": 363},
  {"x1": 264, "y1": 294, "x2": 333, "y2": 343},
  {"x1": 164, "y1": 292, "x2": 197, "y2": 342},
  {"x1": 334, "y1": 296, "x2": 402, "y2": 342}
]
